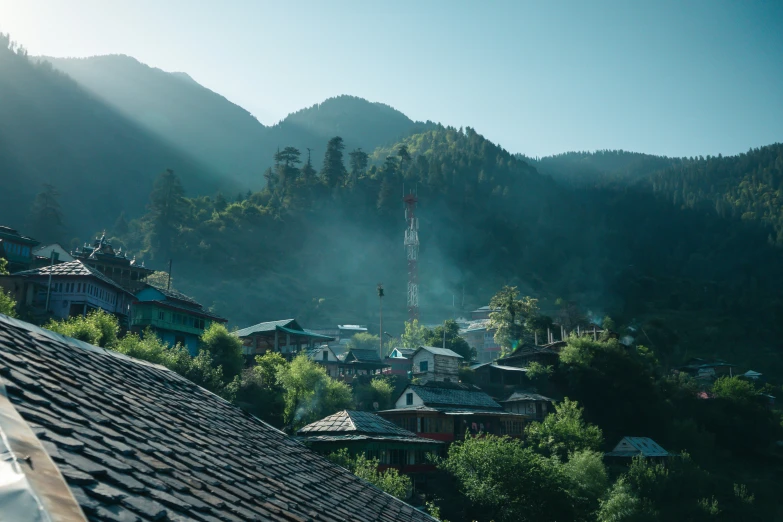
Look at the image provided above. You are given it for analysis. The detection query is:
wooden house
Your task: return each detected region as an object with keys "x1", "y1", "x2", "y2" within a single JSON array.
[
  {"x1": 131, "y1": 284, "x2": 227, "y2": 355},
  {"x1": 340, "y1": 348, "x2": 389, "y2": 379},
  {"x1": 411, "y1": 346, "x2": 463, "y2": 383},
  {"x1": 235, "y1": 319, "x2": 335, "y2": 361},
  {"x1": 0, "y1": 225, "x2": 39, "y2": 272},
  {"x1": 296, "y1": 410, "x2": 442, "y2": 475},
  {"x1": 378, "y1": 381, "x2": 529, "y2": 443},
  {"x1": 501, "y1": 391, "x2": 553, "y2": 421},
  {"x1": 306, "y1": 344, "x2": 341, "y2": 377},
  {"x1": 605, "y1": 437, "x2": 672, "y2": 463},
  {"x1": 72, "y1": 232, "x2": 153, "y2": 293},
  {"x1": 384, "y1": 347, "x2": 415, "y2": 376},
  {"x1": 470, "y1": 362, "x2": 528, "y2": 387}
]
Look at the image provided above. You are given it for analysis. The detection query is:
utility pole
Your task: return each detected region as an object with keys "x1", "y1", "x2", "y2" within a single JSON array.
[
  {"x1": 44, "y1": 250, "x2": 55, "y2": 313},
  {"x1": 377, "y1": 284, "x2": 384, "y2": 359}
]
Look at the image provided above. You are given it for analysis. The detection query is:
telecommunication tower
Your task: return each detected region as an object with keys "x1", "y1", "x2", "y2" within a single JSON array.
[{"x1": 403, "y1": 190, "x2": 419, "y2": 322}]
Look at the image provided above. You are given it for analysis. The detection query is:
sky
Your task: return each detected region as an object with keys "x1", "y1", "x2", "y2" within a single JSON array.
[{"x1": 1, "y1": 0, "x2": 782, "y2": 158}]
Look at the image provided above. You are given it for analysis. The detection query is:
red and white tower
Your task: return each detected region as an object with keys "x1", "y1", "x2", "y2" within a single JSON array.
[{"x1": 403, "y1": 191, "x2": 419, "y2": 322}]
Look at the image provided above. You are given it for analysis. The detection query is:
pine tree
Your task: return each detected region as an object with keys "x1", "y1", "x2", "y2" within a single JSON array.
[
  {"x1": 28, "y1": 183, "x2": 64, "y2": 242},
  {"x1": 348, "y1": 148, "x2": 369, "y2": 187},
  {"x1": 320, "y1": 136, "x2": 347, "y2": 188},
  {"x1": 147, "y1": 169, "x2": 185, "y2": 257}
]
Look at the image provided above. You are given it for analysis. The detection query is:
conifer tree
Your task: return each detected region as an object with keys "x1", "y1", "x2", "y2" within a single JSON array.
[
  {"x1": 28, "y1": 183, "x2": 64, "y2": 242},
  {"x1": 320, "y1": 136, "x2": 347, "y2": 188}
]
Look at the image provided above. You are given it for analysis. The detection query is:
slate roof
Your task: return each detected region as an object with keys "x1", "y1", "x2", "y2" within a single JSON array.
[
  {"x1": 605, "y1": 437, "x2": 671, "y2": 458},
  {"x1": 405, "y1": 382, "x2": 502, "y2": 410},
  {"x1": 0, "y1": 314, "x2": 435, "y2": 521},
  {"x1": 469, "y1": 362, "x2": 528, "y2": 372},
  {"x1": 147, "y1": 284, "x2": 202, "y2": 307},
  {"x1": 502, "y1": 391, "x2": 554, "y2": 402},
  {"x1": 234, "y1": 319, "x2": 297, "y2": 337},
  {"x1": 298, "y1": 410, "x2": 416, "y2": 437},
  {"x1": 12, "y1": 260, "x2": 132, "y2": 295}
]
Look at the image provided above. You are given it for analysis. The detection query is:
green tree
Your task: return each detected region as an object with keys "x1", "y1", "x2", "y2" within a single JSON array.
[
  {"x1": 488, "y1": 286, "x2": 539, "y2": 352},
  {"x1": 0, "y1": 258, "x2": 15, "y2": 316},
  {"x1": 348, "y1": 148, "x2": 369, "y2": 186},
  {"x1": 711, "y1": 376, "x2": 757, "y2": 403},
  {"x1": 320, "y1": 136, "x2": 347, "y2": 188},
  {"x1": 401, "y1": 319, "x2": 429, "y2": 348},
  {"x1": 348, "y1": 332, "x2": 380, "y2": 352},
  {"x1": 146, "y1": 270, "x2": 175, "y2": 291},
  {"x1": 424, "y1": 319, "x2": 475, "y2": 360},
  {"x1": 28, "y1": 183, "x2": 65, "y2": 242},
  {"x1": 354, "y1": 377, "x2": 395, "y2": 410},
  {"x1": 147, "y1": 168, "x2": 186, "y2": 257},
  {"x1": 44, "y1": 310, "x2": 119, "y2": 347},
  {"x1": 327, "y1": 449, "x2": 412, "y2": 500},
  {"x1": 276, "y1": 355, "x2": 353, "y2": 429},
  {"x1": 396, "y1": 144, "x2": 411, "y2": 173},
  {"x1": 199, "y1": 322, "x2": 245, "y2": 381},
  {"x1": 524, "y1": 398, "x2": 603, "y2": 461},
  {"x1": 300, "y1": 148, "x2": 318, "y2": 186},
  {"x1": 233, "y1": 352, "x2": 288, "y2": 427}
]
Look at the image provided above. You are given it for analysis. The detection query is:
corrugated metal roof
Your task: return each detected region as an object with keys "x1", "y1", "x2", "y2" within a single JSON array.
[
  {"x1": 502, "y1": 391, "x2": 553, "y2": 402},
  {"x1": 234, "y1": 319, "x2": 296, "y2": 337},
  {"x1": 415, "y1": 346, "x2": 464, "y2": 359},
  {"x1": 605, "y1": 437, "x2": 670, "y2": 457}
]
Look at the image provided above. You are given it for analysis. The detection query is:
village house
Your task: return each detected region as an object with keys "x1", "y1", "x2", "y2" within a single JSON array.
[
  {"x1": 469, "y1": 361, "x2": 529, "y2": 387},
  {"x1": 378, "y1": 381, "x2": 529, "y2": 443},
  {"x1": 384, "y1": 347, "x2": 416, "y2": 376},
  {"x1": 296, "y1": 410, "x2": 443, "y2": 476},
  {"x1": 306, "y1": 343, "x2": 342, "y2": 377},
  {"x1": 72, "y1": 232, "x2": 154, "y2": 293},
  {"x1": 0, "y1": 225, "x2": 39, "y2": 272},
  {"x1": 131, "y1": 284, "x2": 227, "y2": 355},
  {"x1": 235, "y1": 318, "x2": 335, "y2": 361},
  {"x1": 340, "y1": 348, "x2": 389, "y2": 379},
  {"x1": 459, "y1": 319, "x2": 502, "y2": 363},
  {"x1": 495, "y1": 341, "x2": 565, "y2": 368},
  {"x1": 5, "y1": 259, "x2": 136, "y2": 324},
  {"x1": 676, "y1": 357, "x2": 735, "y2": 380},
  {"x1": 500, "y1": 391, "x2": 554, "y2": 421},
  {"x1": 0, "y1": 314, "x2": 435, "y2": 521},
  {"x1": 411, "y1": 346, "x2": 463, "y2": 384}
]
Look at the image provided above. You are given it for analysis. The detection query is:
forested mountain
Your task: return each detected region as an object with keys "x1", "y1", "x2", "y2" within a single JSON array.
[
  {"x1": 113, "y1": 126, "x2": 783, "y2": 378},
  {"x1": 41, "y1": 56, "x2": 434, "y2": 188},
  {"x1": 0, "y1": 37, "x2": 228, "y2": 243},
  {"x1": 43, "y1": 54, "x2": 269, "y2": 187},
  {"x1": 645, "y1": 144, "x2": 783, "y2": 244},
  {"x1": 523, "y1": 150, "x2": 684, "y2": 186}
]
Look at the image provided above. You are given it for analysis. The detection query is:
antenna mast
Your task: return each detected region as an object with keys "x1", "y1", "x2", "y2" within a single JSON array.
[{"x1": 403, "y1": 190, "x2": 419, "y2": 322}]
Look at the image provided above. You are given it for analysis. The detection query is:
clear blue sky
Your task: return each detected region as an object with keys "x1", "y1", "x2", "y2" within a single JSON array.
[{"x1": 1, "y1": 0, "x2": 781, "y2": 158}]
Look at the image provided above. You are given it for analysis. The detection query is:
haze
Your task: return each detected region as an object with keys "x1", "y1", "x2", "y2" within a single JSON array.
[{"x1": 1, "y1": 0, "x2": 782, "y2": 158}]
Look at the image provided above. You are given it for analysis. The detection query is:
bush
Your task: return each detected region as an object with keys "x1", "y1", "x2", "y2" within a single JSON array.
[
  {"x1": 45, "y1": 310, "x2": 119, "y2": 347},
  {"x1": 327, "y1": 449, "x2": 412, "y2": 500}
]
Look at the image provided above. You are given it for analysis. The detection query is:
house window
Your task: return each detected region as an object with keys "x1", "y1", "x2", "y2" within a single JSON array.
[
  {"x1": 322, "y1": 351, "x2": 329, "y2": 361},
  {"x1": 419, "y1": 361, "x2": 428, "y2": 373},
  {"x1": 406, "y1": 393, "x2": 413, "y2": 406},
  {"x1": 158, "y1": 310, "x2": 165, "y2": 320}
]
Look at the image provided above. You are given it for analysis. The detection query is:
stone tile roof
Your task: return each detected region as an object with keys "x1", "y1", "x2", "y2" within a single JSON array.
[
  {"x1": 344, "y1": 349, "x2": 383, "y2": 364},
  {"x1": 298, "y1": 410, "x2": 416, "y2": 438},
  {"x1": 407, "y1": 383, "x2": 502, "y2": 410},
  {"x1": 12, "y1": 259, "x2": 132, "y2": 295},
  {"x1": 502, "y1": 391, "x2": 554, "y2": 402},
  {"x1": 0, "y1": 315, "x2": 435, "y2": 522},
  {"x1": 605, "y1": 437, "x2": 671, "y2": 458},
  {"x1": 147, "y1": 284, "x2": 202, "y2": 307}
]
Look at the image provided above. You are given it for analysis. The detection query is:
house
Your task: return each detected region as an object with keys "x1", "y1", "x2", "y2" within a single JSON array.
[
  {"x1": 501, "y1": 391, "x2": 554, "y2": 420},
  {"x1": 296, "y1": 410, "x2": 443, "y2": 475},
  {"x1": 307, "y1": 324, "x2": 368, "y2": 343},
  {"x1": 0, "y1": 225, "x2": 39, "y2": 272},
  {"x1": 605, "y1": 437, "x2": 672, "y2": 462},
  {"x1": 72, "y1": 232, "x2": 154, "y2": 292},
  {"x1": 341, "y1": 348, "x2": 389, "y2": 378},
  {"x1": 470, "y1": 305, "x2": 494, "y2": 320},
  {"x1": 306, "y1": 343, "x2": 341, "y2": 377},
  {"x1": 676, "y1": 358, "x2": 735, "y2": 380},
  {"x1": 384, "y1": 347, "x2": 416, "y2": 376},
  {"x1": 459, "y1": 319, "x2": 501, "y2": 363},
  {"x1": 235, "y1": 318, "x2": 335, "y2": 361},
  {"x1": 6, "y1": 259, "x2": 135, "y2": 323},
  {"x1": 411, "y1": 346, "x2": 463, "y2": 383},
  {"x1": 32, "y1": 243, "x2": 74, "y2": 264},
  {"x1": 378, "y1": 381, "x2": 529, "y2": 443},
  {"x1": 131, "y1": 284, "x2": 227, "y2": 355},
  {"x1": 496, "y1": 341, "x2": 565, "y2": 368},
  {"x1": 469, "y1": 361, "x2": 529, "y2": 387},
  {"x1": 0, "y1": 314, "x2": 435, "y2": 521}
]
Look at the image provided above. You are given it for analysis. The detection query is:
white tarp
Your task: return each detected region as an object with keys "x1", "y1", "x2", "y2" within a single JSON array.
[{"x1": 0, "y1": 424, "x2": 50, "y2": 522}]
